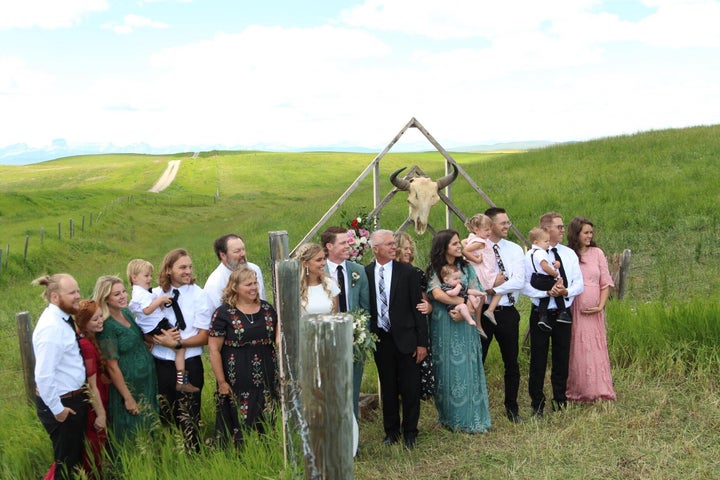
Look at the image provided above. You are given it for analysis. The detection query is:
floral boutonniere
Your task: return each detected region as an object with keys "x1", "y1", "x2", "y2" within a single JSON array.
[{"x1": 351, "y1": 271, "x2": 361, "y2": 287}]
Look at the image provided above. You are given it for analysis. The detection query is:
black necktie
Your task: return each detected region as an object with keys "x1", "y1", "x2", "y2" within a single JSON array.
[
  {"x1": 65, "y1": 315, "x2": 84, "y2": 359},
  {"x1": 492, "y1": 244, "x2": 515, "y2": 304},
  {"x1": 551, "y1": 247, "x2": 568, "y2": 289},
  {"x1": 337, "y1": 265, "x2": 347, "y2": 312},
  {"x1": 171, "y1": 288, "x2": 186, "y2": 330}
]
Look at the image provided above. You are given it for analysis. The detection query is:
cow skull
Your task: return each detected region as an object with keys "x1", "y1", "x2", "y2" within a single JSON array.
[{"x1": 390, "y1": 164, "x2": 459, "y2": 234}]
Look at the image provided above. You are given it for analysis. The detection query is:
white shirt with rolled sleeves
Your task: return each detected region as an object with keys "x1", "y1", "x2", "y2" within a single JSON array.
[
  {"x1": 487, "y1": 238, "x2": 526, "y2": 306},
  {"x1": 204, "y1": 261, "x2": 266, "y2": 309},
  {"x1": 129, "y1": 284, "x2": 167, "y2": 334},
  {"x1": 151, "y1": 283, "x2": 213, "y2": 361},
  {"x1": 523, "y1": 243, "x2": 584, "y2": 309},
  {"x1": 32, "y1": 303, "x2": 86, "y2": 415}
]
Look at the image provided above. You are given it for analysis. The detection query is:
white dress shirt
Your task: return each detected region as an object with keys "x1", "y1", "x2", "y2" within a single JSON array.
[
  {"x1": 487, "y1": 238, "x2": 525, "y2": 306},
  {"x1": 32, "y1": 303, "x2": 86, "y2": 415},
  {"x1": 204, "y1": 261, "x2": 266, "y2": 308},
  {"x1": 151, "y1": 283, "x2": 213, "y2": 361},
  {"x1": 523, "y1": 243, "x2": 584, "y2": 309}
]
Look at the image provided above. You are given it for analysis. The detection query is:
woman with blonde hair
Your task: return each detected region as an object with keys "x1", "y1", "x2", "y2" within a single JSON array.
[
  {"x1": 209, "y1": 267, "x2": 279, "y2": 446},
  {"x1": 93, "y1": 275, "x2": 159, "y2": 444},
  {"x1": 293, "y1": 242, "x2": 340, "y2": 315}
]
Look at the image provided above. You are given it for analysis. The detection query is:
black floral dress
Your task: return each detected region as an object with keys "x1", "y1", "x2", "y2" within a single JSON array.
[
  {"x1": 210, "y1": 301, "x2": 278, "y2": 445},
  {"x1": 414, "y1": 266, "x2": 436, "y2": 400}
]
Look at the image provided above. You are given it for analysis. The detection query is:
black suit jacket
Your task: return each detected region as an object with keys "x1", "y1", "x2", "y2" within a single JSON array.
[{"x1": 366, "y1": 260, "x2": 428, "y2": 354}]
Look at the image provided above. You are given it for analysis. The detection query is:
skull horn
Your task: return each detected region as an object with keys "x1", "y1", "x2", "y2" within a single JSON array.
[
  {"x1": 435, "y1": 163, "x2": 459, "y2": 190},
  {"x1": 389, "y1": 167, "x2": 411, "y2": 190}
]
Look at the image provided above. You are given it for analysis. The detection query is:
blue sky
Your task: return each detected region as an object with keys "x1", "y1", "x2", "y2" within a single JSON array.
[{"x1": 1, "y1": 0, "x2": 719, "y2": 152}]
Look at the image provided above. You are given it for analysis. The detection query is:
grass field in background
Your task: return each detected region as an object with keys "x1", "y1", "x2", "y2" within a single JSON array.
[{"x1": 1, "y1": 125, "x2": 719, "y2": 478}]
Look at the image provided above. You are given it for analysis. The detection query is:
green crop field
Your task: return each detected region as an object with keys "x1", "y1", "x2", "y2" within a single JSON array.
[{"x1": 1, "y1": 125, "x2": 719, "y2": 479}]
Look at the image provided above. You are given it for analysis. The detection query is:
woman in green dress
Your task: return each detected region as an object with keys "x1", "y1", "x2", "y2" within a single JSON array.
[
  {"x1": 93, "y1": 275, "x2": 159, "y2": 444},
  {"x1": 426, "y1": 230, "x2": 491, "y2": 433}
]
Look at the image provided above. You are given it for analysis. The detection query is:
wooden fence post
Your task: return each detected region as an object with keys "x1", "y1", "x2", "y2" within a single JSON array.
[
  {"x1": 300, "y1": 313, "x2": 354, "y2": 480},
  {"x1": 0, "y1": 248, "x2": 3, "y2": 274},
  {"x1": 82, "y1": 215, "x2": 85, "y2": 233},
  {"x1": 16, "y1": 311, "x2": 36, "y2": 405},
  {"x1": 58, "y1": 222, "x2": 61, "y2": 240},
  {"x1": 4, "y1": 244, "x2": 9, "y2": 269},
  {"x1": 70, "y1": 218, "x2": 74, "y2": 239},
  {"x1": 90, "y1": 212, "x2": 93, "y2": 227},
  {"x1": 24, "y1": 235, "x2": 29, "y2": 261},
  {"x1": 615, "y1": 249, "x2": 632, "y2": 300}
]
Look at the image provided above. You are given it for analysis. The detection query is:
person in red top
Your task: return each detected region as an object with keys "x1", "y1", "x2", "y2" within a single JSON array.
[{"x1": 76, "y1": 300, "x2": 109, "y2": 479}]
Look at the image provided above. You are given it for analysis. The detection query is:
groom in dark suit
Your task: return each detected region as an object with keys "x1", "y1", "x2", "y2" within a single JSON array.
[
  {"x1": 322, "y1": 226, "x2": 370, "y2": 419},
  {"x1": 365, "y1": 229, "x2": 427, "y2": 449}
]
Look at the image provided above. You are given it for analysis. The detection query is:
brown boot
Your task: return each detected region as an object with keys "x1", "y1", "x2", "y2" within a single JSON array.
[{"x1": 176, "y1": 370, "x2": 200, "y2": 393}]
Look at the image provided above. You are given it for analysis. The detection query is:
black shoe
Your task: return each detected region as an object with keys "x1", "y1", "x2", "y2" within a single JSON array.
[
  {"x1": 383, "y1": 434, "x2": 399, "y2": 446},
  {"x1": 506, "y1": 410, "x2": 523, "y2": 424},
  {"x1": 557, "y1": 311, "x2": 572, "y2": 324},
  {"x1": 404, "y1": 435, "x2": 417, "y2": 450},
  {"x1": 537, "y1": 315, "x2": 552, "y2": 332}
]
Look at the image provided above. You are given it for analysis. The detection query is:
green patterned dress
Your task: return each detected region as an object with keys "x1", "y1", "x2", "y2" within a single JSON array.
[
  {"x1": 427, "y1": 263, "x2": 492, "y2": 433},
  {"x1": 97, "y1": 308, "x2": 159, "y2": 443}
]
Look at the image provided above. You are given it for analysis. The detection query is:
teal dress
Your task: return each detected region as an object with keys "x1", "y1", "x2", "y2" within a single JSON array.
[
  {"x1": 97, "y1": 308, "x2": 159, "y2": 442},
  {"x1": 427, "y1": 263, "x2": 491, "y2": 433}
]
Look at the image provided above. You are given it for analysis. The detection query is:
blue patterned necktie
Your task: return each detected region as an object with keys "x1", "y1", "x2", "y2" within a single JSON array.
[
  {"x1": 378, "y1": 265, "x2": 390, "y2": 331},
  {"x1": 492, "y1": 244, "x2": 515, "y2": 304}
]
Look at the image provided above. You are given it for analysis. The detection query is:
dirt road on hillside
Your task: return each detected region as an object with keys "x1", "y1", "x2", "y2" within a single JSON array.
[{"x1": 148, "y1": 160, "x2": 181, "y2": 193}]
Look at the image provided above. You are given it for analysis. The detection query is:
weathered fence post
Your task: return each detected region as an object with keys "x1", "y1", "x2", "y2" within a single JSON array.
[
  {"x1": 4, "y1": 244, "x2": 9, "y2": 269},
  {"x1": 300, "y1": 313, "x2": 354, "y2": 480},
  {"x1": 57, "y1": 222, "x2": 61, "y2": 240},
  {"x1": 82, "y1": 215, "x2": 85, "y2": 233},
  {"x1": 69, "y1": 218, "x2": 74, "y2": 239},
  {"x1": 90, "y1": 212, "x2": 93, "y2": 227},
  {"x1": 615, "y1": 249, "x2": 632, "y2": 300},
  {"x1": 16, "y1": 312, "x2": 36, "y2": 405},
  {"x1": 24, "y1": 235, "x2": 29, "y2": 261},
  {"x1": 40, "y1": 227, "x2": 45, "y2": 244},
  {"x1": 0, "y1": 248, "x2": 3, "y2": 274}
]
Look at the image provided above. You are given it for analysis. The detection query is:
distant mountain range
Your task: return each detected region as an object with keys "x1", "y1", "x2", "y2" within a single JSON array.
[{"x1": 0, "y1": 139, "x2": 554, "y2": 165}]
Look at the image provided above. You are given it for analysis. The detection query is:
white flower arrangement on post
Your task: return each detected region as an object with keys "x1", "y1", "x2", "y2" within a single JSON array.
[{"x1": 351, "y1": 308, "x2": 378, "y2": 363}]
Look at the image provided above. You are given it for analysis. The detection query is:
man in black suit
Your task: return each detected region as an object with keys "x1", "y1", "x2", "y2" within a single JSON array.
[{"x1": 365, "y1": 229, "x2": 428, "y2": 449}]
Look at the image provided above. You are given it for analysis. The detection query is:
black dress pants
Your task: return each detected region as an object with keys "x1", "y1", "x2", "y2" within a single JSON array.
[
  {"x1": 155, "y1": 355, "x2": 204, "y2": 451},
  {"x1": 36, "y1": 391, "x2": 88, "y2": 480},
  {"x1": 373, "y1": 330, "x2": 421, "y2": 439},
  {"x1": 480, "y1": 304, "x2": 521, "y2": 416},
  {"x1": 528, "y1": 306, "x2": 572, "y2": 412}
]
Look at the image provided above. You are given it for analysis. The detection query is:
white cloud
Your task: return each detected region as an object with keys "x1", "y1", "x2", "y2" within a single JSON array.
[
  {"x1": 0, "y1": 0, "x2": 108, "y2": 29},
  {"x1": 102, "y1": 14, "x2": 169, "y2": 34}
]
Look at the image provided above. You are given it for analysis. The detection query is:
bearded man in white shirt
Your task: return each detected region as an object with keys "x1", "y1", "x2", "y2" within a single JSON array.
[
  {"x1": 204, "y1": 233, "x2": 266, "y2": 308},
  {"x1": 32, "y1": 273, "x2": 88, "y2": 480}
]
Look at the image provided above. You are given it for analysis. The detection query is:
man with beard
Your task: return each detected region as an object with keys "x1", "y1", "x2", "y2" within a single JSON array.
[
  {"x1": 32, "y1": 273, "x2": 88, "y2": 480},
  {"x1": 204, "y1": 233, "x2": 266, "y2": 308}
]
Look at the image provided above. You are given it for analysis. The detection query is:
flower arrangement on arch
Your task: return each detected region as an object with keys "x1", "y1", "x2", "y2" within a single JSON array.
[
  {"x1": 351, "y1": 308, "x2": 378, "y2": 363},
  {"x1": 342, "y1": 209, "x2": 372, "y2": 264}
]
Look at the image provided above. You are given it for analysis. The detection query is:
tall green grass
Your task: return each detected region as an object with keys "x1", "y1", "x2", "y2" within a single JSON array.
[{"x1": 2, "y1": 125, "x2": 720, "y2": 478}]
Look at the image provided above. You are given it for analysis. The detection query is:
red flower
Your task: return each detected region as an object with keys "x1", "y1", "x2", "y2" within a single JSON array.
[{"x1": 351, "y1": 219, "x2": 359, "y2": 229}]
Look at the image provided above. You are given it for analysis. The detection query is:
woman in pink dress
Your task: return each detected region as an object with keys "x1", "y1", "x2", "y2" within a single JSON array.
[{"x1": 566, "y1": 216, "x2": 616, "y2": 402}]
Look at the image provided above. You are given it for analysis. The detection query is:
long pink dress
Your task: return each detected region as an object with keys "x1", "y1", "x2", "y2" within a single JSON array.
[{"x1": 566, "y1": 246, "x2": 616, "y2": 402}]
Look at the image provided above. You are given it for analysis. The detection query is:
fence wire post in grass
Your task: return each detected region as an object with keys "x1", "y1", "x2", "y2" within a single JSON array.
[
  {"x1": 58, "y1": 222, "x2": 61, "y2": 240},
  {"x1": 90, "y1": 212, "x2": 93, "y2": 226},
  {"x1": 16, "y1": 311, "x2": 36, "y2": 405},
  {"x1": 4, "y1": 244, "x2": 9, "y2": 269},
  {"x1": 616, "y1": 249, "x2": 632, "y2": 300},
  {"x1": 82, "y1": 215, "x2": 85, "y2": 233},
  {"x1": 300, "y1": 313, "x2": 354, "y2": 480},
  {"x1": 0, "y1": 248, "x2": 3, "y2": 274},
  {"x1": 70, "y1": 218, "x2": 74, "y2": 239},
  {"x1": 274, "y1": 258, "x2": 301, "y2": 470},
  {"x1": 24, "y1": 235, "x2": 29, "y2": 261}
]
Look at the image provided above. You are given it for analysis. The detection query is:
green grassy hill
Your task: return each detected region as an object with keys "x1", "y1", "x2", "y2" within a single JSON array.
[{"x1": 1, "y1": 125, "x2": 719, "y2": 479}]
